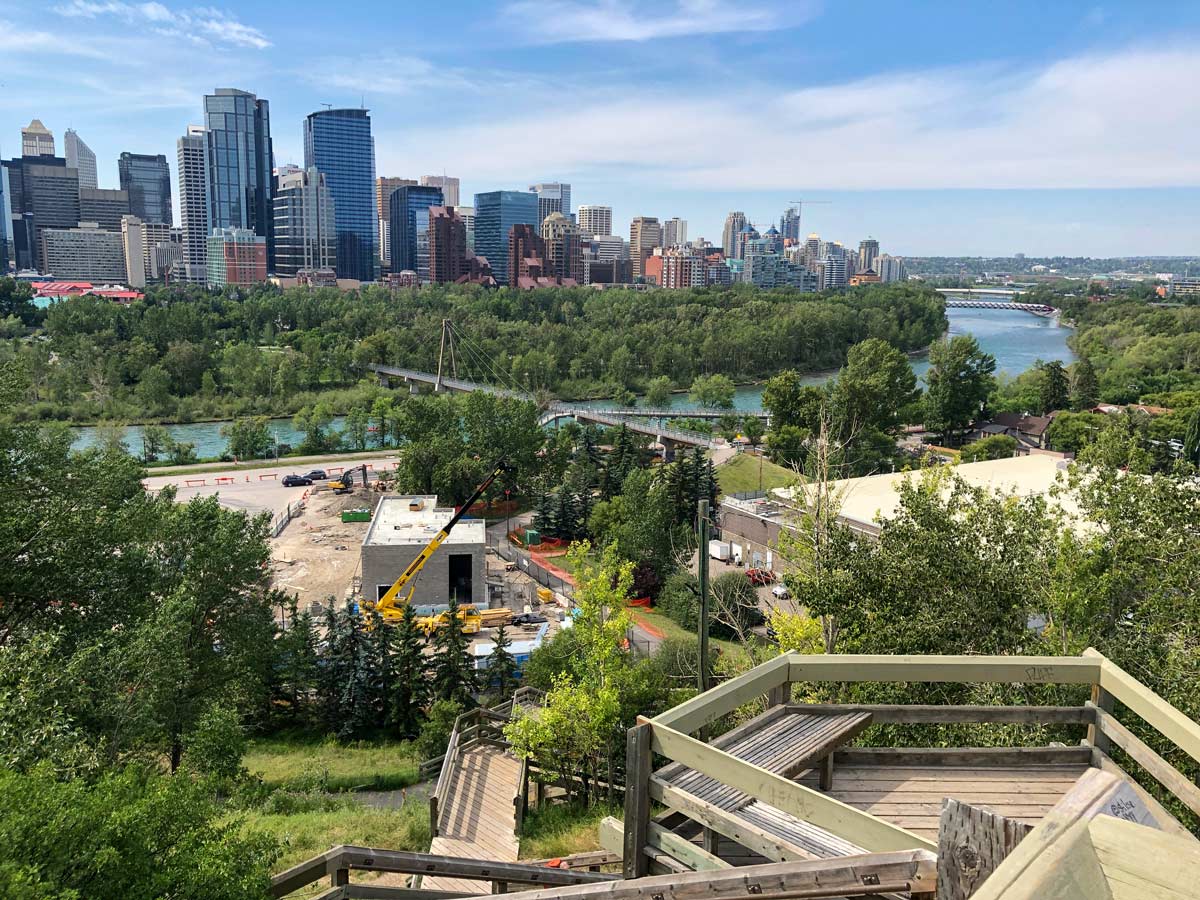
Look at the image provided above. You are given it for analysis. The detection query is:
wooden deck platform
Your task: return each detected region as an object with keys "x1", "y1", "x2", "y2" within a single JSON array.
[
  {"x1": 799, "y1": 762, "x2": 1090, "y2": 842},
  {"x1": 421, "y1": 745, "x2": 523, "y2": 893}
]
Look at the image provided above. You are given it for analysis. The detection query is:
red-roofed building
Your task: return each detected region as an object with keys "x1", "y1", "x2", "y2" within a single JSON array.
[{"x1": 31, "y1": 281, "x2": 143, "y2": 303}]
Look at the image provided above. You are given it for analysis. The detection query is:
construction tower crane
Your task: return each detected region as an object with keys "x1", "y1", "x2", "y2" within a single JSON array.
[
  {"x1": 787, "y1": 199, "x2": 832, "y2": 233},
  {"x1": 370, "y1": 460, "x2": 510, "y2": 622}
]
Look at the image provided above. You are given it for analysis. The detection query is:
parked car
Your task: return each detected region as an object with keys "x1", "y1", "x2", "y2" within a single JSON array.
[
  {"x1": 302, "y1": 469, "x2": 328, "y2": 481},
  {"x1": 771, "y1": 584, "x2": 791, "y2": 600},
  {"x1": 282, "y1": 474, "x2": 313, "y2": 487},
  {"x1": 746, "y1": 568, "x2": 774, "y2": 586}
]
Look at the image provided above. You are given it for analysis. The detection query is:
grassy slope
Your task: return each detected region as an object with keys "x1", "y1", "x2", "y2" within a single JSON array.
[
  {"x1": 243, "y1": 731, "x2": 421, "y2": 792},
  {"x1": 716, "y1": 453, "x2": 798, "y2": 495},
  {"x1": 518, "y1": 803, "x2": 613, "y2": 860}
]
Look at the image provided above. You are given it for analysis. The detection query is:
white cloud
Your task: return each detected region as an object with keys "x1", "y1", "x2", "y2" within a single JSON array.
[
  {"x1": 507, "y1": 0, "x2": 815, "y2": 43},
  {"x1": 54, "y1": 0, "x2": 269, "y2": 48},
  {"x1": 375, "y1": 46, "x2": 1200, "y2": 192},
  {"x1": 0, "y1": 19, "x2": 118, "y2": 59},
  {"x1": 304, "y1": 56, "x2": 480, "y2": 97}
]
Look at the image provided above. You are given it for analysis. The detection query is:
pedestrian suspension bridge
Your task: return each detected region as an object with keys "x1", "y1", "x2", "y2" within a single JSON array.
[{"x1": 371, "y1": 321, "x2": 769, "y2": 456}]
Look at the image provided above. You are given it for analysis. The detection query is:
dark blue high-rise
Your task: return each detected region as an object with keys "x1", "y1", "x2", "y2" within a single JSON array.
[
  {"x1": 388, "y1": 185, "x2": 443, "y2": 277},
  {"x1": 204, "y1": 88, "x2": 275, "y2": 268},
  {"x1": 473, "y1": 190, "x2": 539, "y2": 286},
  {"x1": 304, "y1": 108, "x2": 376, "y2": 282}
]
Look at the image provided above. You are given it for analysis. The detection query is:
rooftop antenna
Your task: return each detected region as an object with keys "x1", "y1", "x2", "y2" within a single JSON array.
[{"x1": 321, "y1": 102, "x2": 333, "y2": 111}]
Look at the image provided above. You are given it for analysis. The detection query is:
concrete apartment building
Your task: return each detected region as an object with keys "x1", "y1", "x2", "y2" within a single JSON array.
[
  {"x1": 41, "y1": 222, "x2": 127, "y2": 282},
  {"x1": 360, "y1": 495, "x2": 486, "y2": 608},
  {"x1": 576, "y1": 204, "x2": 612, "y2": 237}
]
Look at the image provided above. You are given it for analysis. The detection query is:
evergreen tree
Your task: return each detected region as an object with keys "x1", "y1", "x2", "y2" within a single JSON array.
[
  {"x1": 324, "y1": 607, "x2": 375, "y2": 740},
  {"x1": 277, "y1": 597, "x2": 319, "y2": 725},
  {"x1": 1070, "y1": 357, "x2": 1100, "y2": 411},
  {"x1": 487, "y1": 624, "x2": 519, "y2": 699},
  {"x1": 317, "y1": 605, "x2": 344, "y2": 733},
  {"x1": 431, "y1": 597, "x2": 477, "y2": 707},
  {"x1": 1038, "y1": 360, "x2": 1070, "y2": 414},
  {"x1": 388, "y1": 603, "x2": 429, "y2": 738},
  {"x1": 531, "y1": 484, "x2": 558, "y2": 540},
  {"x1": 366, "y1": 608, "x2": 393, "y2": 729}
]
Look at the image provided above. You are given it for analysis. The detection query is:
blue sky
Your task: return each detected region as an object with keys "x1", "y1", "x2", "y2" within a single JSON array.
[{"x1": 3, "y1": 0, "x2": 1200, "y2": 256}]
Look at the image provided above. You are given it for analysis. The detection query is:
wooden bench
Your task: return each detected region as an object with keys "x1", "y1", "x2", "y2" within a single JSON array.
[{"x1": 655, "y1": 708, "x2": 874, "y2": 861}]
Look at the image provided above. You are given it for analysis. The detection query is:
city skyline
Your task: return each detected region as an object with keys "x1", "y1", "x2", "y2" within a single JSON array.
[{"x1": 2, "y1": 1, "x2": 1200, "y2": 255}]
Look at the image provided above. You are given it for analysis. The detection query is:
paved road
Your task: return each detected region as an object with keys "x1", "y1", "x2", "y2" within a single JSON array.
[{"x1": 143, "y1": 455, "x2": 399, "y2": 516}]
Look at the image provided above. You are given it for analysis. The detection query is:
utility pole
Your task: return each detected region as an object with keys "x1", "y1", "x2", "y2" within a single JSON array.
[{"x1": 697, "y1": 499, "x2": 711, "y2": 694}]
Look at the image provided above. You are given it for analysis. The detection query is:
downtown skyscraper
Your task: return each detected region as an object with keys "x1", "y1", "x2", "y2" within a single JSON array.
[
  {"x1": 304, "y1": 108, "x2": 376, "y2": 281},
  {"x1": 204, "y1": 88, "x2": 275, "y2": 268},
  {"x1": 529, "y1": 182, "x2": 571, "y2": 225},
  {"x1": 722, "y1": 211, "x2": 747, "y2": 258},
  {"x1": 473, "y1": 190, "x2": 539, "y2": 286},
  {"x1": 64, "y1": 129, "x2": 98, "y2": 191},
  {"x1": 119, "y1": 153, "x2": 173, "y2": 225},
  {"x1": 177, "y1": 125, "x2": 210, "y2": 283}
]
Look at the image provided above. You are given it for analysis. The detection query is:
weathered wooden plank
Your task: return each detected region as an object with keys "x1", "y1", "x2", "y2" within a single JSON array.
[
  {"x1": 339, "y1": 887, "x2": 477, "y2": 900},
  {"x1": 834, "y1": 746, "x2": 1094, "y2": 768},
  {"x1": 651, "y1": 777, "x2": 829, "y2": 861},
  {"x1": 786, "y1": 653, "x2": 1100, "y2": 686},
  {"x1": 650, "y1": 722, "x2": 934, "y2": 852},
  {"x1": 334, "y1": 847, "x2": 618, "y2": 886},
  {"x1": 1090, "y1": 702, "x2": 1200, "y2": 819},
  {"x1": 654, "y1": 652, "x2": 791, "y2": 735},
  {"x1": 936, "y1": 799, "x2": 1032, "y2": 900},
  {"x1": 647, "y1": 821, "x2": 732, "y2": 871},
  {"x1": 271, "y1": 847, "x2": 340, "y2": 897},
  {"x1": 468, "y1": 849, "x2": 937, "y2": 900},
  {"x1": 623, "y1": 723, "x2": 652, "y2": 879},
  {"x1": 1094, "y1": 653, "x2": 1200, "y2": 767},
  {"x1": 787, "y1": 704, "x2": 1094, "y2": 725}
]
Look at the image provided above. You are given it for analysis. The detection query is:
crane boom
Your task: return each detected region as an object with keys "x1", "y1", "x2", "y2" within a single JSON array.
[{"x1": 372, "y1": 460, "x2": 509, "y2": 618}]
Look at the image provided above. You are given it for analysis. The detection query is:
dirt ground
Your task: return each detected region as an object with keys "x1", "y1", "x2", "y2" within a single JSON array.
[{"x1": 270, "y1": 487, "x2": 378, "y2": 612}]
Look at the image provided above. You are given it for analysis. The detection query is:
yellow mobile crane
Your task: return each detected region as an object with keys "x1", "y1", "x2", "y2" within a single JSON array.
[{"x1": 370, "y1": 460, "x2": 509, "y2": 624}]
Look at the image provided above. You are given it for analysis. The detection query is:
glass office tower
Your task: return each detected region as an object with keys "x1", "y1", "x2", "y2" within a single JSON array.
[
  {"x1": 388, "y1": 184, "x2": 443, "y2": 279},
  {"x1": 118, "y1": 152, "x2": 173, "y2": 225},
  {"x1": 204, "y1": 88, "x2": 275, "y2": 269},
  {"x1": 304, "y1": 108, "x2": 376, "y2": 281},
  {"x1": 473, "y1": 190, "x2": 539, "y2": 286}
]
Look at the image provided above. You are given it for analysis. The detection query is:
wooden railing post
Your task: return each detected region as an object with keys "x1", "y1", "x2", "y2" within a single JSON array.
[
  {"x1": 623, "y1": 721, "x2": 652, "y2": 879},
  {"x1": 1087, "y1": 682, "x2": 1114, "y2": 754}
]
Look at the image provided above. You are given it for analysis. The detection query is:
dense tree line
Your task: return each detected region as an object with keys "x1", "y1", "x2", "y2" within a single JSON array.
[
  {"x1": 0, "y1": 278, "x2": 945, "y2": 424},
  {"x1": 0, "y1": 390, "x2": 502, "y2": 894}
]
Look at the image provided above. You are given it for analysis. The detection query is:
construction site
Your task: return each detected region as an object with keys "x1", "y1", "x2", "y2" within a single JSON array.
[{"x1": 269, "y1": 462, "x2": 563, "y2": 669}]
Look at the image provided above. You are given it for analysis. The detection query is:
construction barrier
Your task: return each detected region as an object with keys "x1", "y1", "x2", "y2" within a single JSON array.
[
  {"x1": 215, "y1": 476, "x2": 234, "y2": 485},
  {"x1": 185, "y1": 479, "x2": 205, "y2": 487},
  {"x1": 259, "y1": 473, "x2": 278, "y2": 480}
]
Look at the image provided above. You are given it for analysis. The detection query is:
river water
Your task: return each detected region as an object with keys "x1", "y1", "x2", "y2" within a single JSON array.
[{"x1": 71, "y1": 307, "x2": 1073, "y2": 456}]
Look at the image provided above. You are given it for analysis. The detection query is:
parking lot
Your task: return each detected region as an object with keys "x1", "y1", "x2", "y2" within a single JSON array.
[{"x1": 142, "y1": 454, "x2": 399, "y2": 516}]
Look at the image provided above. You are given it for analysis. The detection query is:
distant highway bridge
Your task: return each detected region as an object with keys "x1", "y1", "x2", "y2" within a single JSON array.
[
  {"x1": 944, "y1": 299, "x2": 1057, "y2": 316},
  {"x1": 369, "y1": 364, "x2": 771, "y2": 455}
]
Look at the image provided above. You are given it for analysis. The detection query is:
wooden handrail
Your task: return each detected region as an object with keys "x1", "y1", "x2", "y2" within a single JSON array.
[
  {"x1": 1091, "y1": 651, "x2": 1200, "y2": 767},
  {"x1": 1088, "y1": 701, "x2": 1200, "y2": 818},
  {"x1": 271, "y1": 846, "x2": 617, "y2": 898},
  {"x1": 787, "y1": 652, "x2": 1100, "y2": 686},
  {"x1": 787, "y1": 703, "x2": 1095, "y2": 725}
]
